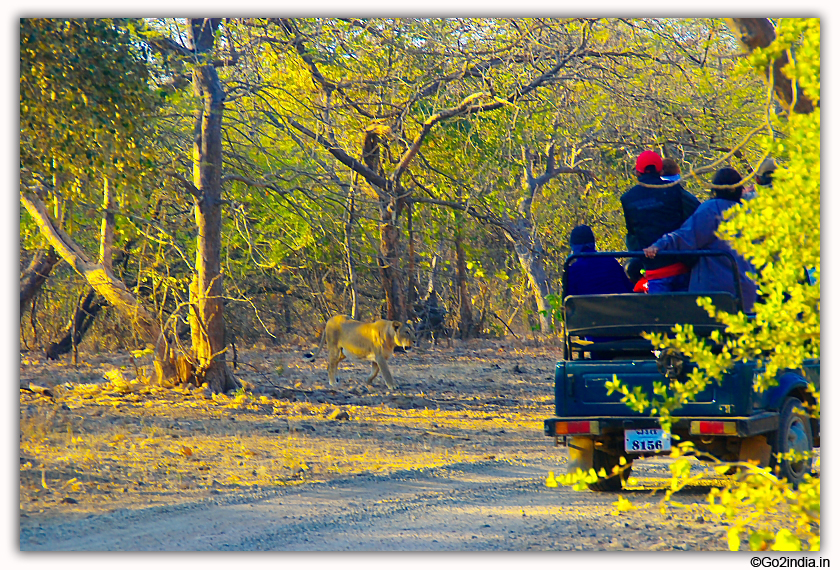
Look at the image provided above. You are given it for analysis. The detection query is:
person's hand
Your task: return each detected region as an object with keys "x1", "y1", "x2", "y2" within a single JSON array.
[{"x1": 643, "y1": 245, "x2": 658, "y2": 258}]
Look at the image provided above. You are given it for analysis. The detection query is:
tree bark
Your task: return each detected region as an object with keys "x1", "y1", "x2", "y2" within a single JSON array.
[
  {"x1": 453, "y1": 183, "x2": 475, "y2": 339},
  {"x1": 502, "y1": 147, "x2": 564, "y2": 334},
  {"x1": 99, "y1": 174, "x2": 115, "y2": 269},
  {"x1": 188, "y1": 18, "x2": 239, "y2": 394},
  {"x1": 509, "y1": 234, "x2": 553, "y2": 334},
  {"x1": 20, "y1": 247, "x2": 60, "y2": 318},
  {"x1": 20, "y1": 191, "x2": 179, "y2": 383},
  {"x1": 344, "y1": 183, "x2": 359, "y2": 319},
  {"x1": 454, "y1": 232, "x2": 474, "y2": 339},
  {"x1": 406, "y1": 200, "x2": 418, "y2": 322},
  {"x1": 45, "y1": 287, "x2": 107, "y2": 360},
  {"x1": 726, "y1": 18, "x2": 816, "y2": 115},
  {"x1": 378, "y1": 196, "x2": 407, "y2": 321}
]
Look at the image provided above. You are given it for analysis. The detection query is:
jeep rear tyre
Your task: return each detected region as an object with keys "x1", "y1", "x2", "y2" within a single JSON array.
[
  {"x1": 567, "y1": 437, "x2": 631, "y2": 492},
  {"x1": 589, "y1": 447, "x2": 632, "y2": 492},
  {"x1": 770, "y1": 397, "x2": 814, "y2": 486}
]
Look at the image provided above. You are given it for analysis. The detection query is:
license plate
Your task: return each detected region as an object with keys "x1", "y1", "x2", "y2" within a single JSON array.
[{"x1": 625, "y1": 428, "x2": 671, "y2": 453}]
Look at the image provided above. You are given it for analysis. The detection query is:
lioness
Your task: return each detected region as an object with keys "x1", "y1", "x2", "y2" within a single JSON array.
[{"x1": 303, "y1": 315, "x2": 414, "y2": 389}]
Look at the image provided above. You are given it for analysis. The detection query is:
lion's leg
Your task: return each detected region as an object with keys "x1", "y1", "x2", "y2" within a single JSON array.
[
  {"x1": 365, "y1": 361, "x2": 380, "y2": 385},
  {"x1": 327, "y1": 347, "x2": 341, "y2": 386},
  {"x1": 376, "y1": 355, "x2": 397, "y2": 389}
]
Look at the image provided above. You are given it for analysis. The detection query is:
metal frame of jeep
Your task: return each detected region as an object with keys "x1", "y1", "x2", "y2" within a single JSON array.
[{"x1": 544, "y1": 251, "x2": 819, "y2": 491}]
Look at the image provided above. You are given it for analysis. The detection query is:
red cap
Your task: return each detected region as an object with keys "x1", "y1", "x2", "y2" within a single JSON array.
[{"x1": 636, "y1": 150, "x2": 663, "y2": 175}]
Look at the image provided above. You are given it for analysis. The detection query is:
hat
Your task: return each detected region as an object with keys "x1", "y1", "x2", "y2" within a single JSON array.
[
  {"x1": 569, "y1": 224, "x2": 595, "y2": 246},
  {"x1": 757, "y1": 158, "x2": 777, "y2": 176},
  {"x1": 712, "y1": 167, "x2": 743, "y2": 200},
  {"x1": 636, "y1": 150, "x2": 663, "y2": 175},
  {"x1": 756, "y1": 158, "x2": 776, "y2": 186},
  {"x1": 712, "y1": 167, "x2": 743, "y2": 188}
]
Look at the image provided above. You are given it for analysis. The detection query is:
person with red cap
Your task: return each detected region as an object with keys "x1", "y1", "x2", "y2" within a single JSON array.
[{"x1": 620, "y1": 150, "x2": 701, "y2": 293}]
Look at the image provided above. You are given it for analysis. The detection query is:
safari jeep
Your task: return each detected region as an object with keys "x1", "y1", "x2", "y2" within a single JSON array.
[{"x1": 544, "y1": 251, "x2": 820, "y2": 491}]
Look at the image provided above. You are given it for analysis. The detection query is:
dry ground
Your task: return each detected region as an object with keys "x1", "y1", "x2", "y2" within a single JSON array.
[
  {"x1": 18, "y1": 338, "x2": 814, "y2": 551},
  {"x1": 19, "y1": 338, "x2": 561, "y2": 522}
]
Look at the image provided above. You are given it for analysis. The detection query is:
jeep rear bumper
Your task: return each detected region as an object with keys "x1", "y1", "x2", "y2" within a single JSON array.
[{"x1": 544, "y1": 412, "x2": 779, "y2": 439}]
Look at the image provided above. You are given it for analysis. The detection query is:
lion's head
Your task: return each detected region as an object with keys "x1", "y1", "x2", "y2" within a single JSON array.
[{"x1": 393, "y1": 320, "x2": 415, "y2": 350}]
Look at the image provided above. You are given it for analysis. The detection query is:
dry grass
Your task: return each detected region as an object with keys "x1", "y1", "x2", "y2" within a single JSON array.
[{"x1": 20, "y1": 342, "x2": 557, "y2": 520}]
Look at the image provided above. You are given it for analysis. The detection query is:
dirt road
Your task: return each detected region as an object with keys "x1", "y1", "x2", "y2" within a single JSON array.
[{"x1": 20, "y1": 452, "x2": 730, "y2": 551}]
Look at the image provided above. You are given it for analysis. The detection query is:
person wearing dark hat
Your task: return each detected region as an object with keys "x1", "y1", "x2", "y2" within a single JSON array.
[
  {"x1": 565, "y1": 224, "x2": 632, "y2": 297},
  {"x1": 621, "y1": 150, "x2": 702, "y2": 293},
  {"x1": 643, "y1": 167, "x2": 758, "y2": 312}
]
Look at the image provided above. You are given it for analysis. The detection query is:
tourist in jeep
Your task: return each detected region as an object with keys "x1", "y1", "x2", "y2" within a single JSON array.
[
  {"x1": 565, "y1": 224, "x2": 632, "y2": 296},
  {"x1": 643, "y1": 167, "x2": 758, "y2": 312},
  {"x1": 621, "y1": 150, "x2": 701, "y2": 293}
]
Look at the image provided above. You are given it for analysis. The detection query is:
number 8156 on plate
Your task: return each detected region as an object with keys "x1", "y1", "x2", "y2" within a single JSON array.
[{"x1": 625, "y1": 428, "x2": 671, "y2": 453}]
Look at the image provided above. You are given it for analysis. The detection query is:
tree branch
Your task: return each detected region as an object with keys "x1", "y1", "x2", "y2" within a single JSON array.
[
  {"x1": 725, "y1": 18, "x2": 816, "y2": 114},
  {"x1": 221, "y1": 174, "x2": 297, "y2": 197},
  {"x1": 285, "y1": 117, "x2": 390, "y2": 191},
  {"x1": 165, "y1": 171, "x2": 201, "y2": 198}
]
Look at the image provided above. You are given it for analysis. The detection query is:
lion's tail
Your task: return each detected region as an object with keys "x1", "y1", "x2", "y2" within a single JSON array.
[{"x1": 303, "y1": 325, "x2": 327, "y2": 362}]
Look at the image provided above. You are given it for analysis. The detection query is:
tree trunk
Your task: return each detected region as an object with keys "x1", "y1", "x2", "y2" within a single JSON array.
[
  {"x1": 20, "y1": 192, "x2": 179, "y2": 383},
  {"x1": 726, "y1": 18, "x2": 816, "y2": 115},
  {"x1": 99, "y1": 174, "x2": 115, "y2": 269},
  {"x1": 361, "y1": 123, "x2": 408, "y2": 322},
  {"x1": 45, "y1": 287, "x2": 106, "y2": 360},
  {"x1": 188, "y1": 18, "x2": 239, "y2": 394},
  {"x1": 378, "y1": 196, "x2": 407, "y2": 321},
  {"x1": 454, "y1": 227, "x2": 475, "y2": 340},
  {"x1": 406, "y1": 200, "x2": 418, "y2": 322},
  {"x1": 344, "y1": 183, "x2": 359, "y2": 319},
  {"x1": 498, "y1": 146, "x2": 586, "y2": 335},
  {"x1": 20, "y1": 247, "x2": 60, "y2": 318},
  {"x1": 510, "y1": 236, "x2": 553, "y2": 334}
]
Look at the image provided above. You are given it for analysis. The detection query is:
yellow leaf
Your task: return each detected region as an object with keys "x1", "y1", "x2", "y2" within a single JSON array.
[
  {"x1": 728, "y1": 528, "x2": 741, "y2": 551},
  {"x1": 611, "y1": 496, "x2": 637, "y2": 514},
  {"x1": 714, "y1": 464, "x2": 733, "y2": 475},
  {"x1": 771, "y1": 529, "x2": 802, "y2": 551}
]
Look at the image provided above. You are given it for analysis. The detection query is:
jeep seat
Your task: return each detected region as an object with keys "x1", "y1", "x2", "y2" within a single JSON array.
[{"x1": 564, "y1": 292, "x2": 738, "y2": 359}]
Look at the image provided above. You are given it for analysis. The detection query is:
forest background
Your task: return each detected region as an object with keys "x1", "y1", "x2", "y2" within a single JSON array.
[{"x1": 19, "y1": 17, "x2": 795, "y2": 391}]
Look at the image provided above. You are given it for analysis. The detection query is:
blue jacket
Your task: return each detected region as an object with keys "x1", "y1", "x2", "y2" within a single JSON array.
[
  {"x1": 566, "y1": 246, "x2": 633, "y2": 297},
  {"x1": 651, "y1": 198, "x2": 758, "y2": 312}
]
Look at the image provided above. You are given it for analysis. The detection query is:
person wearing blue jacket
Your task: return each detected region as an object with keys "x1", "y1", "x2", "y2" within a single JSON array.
[
  {"x1": 642, "y1": 167, "x2": 758, "y2": 313},
  {"x1": 565, "y1": 224, "x2": 633, "y2": 296}
]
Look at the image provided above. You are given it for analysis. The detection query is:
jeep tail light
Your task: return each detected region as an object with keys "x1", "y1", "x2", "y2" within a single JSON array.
[
  {"x1": 690, "y1": 421, "x2": 737, "y2": 435},
  {"x1": 553, "y1": 420, "x2": 600, "y2": 435}
]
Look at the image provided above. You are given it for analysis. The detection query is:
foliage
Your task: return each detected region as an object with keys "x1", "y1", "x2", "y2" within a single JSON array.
[
  {"x1": 20, "y1": 17, "x2": 775, "y2": 355},
  {"x1": 600, "y1": 18, "x2": 819, "y2": 551}
]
